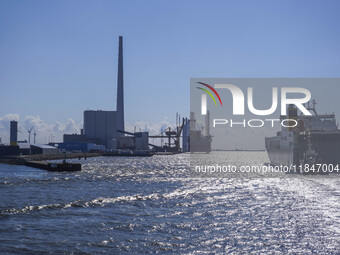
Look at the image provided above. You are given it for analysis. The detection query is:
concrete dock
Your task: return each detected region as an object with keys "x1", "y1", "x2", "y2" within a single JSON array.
[
  {"x1": 25, "y1": 161, "x2": 81, "y2": 172},
  {"x1": 0, "y1": 152, "x2": 101, "y2": 165}
]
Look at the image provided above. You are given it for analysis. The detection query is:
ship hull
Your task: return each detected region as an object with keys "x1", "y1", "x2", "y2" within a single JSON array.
[
  {"x1": 266, "y1": 132, "x2": 340, "y2": 166},
  {"x1": 190, "y1": 131, "x2": 212, "y2": 153},
  {"x1": 265, "y1": 147, "x2": 294, "y2": 166}
]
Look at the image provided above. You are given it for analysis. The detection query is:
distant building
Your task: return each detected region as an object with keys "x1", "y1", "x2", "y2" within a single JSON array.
[
  {"x1": 63, "y1": 134, "x2": 87, "y2": 143},
  {"x1": 117, "y1": 136, "x2": 135, "y2": 150},
  {"x1": 55, "y1": 142, "x2": 105, "y2": 152},
  {"x1": 18, "y1": 142, "x2": 31, "y2": 155},
  {"x1": 61, "y1": 36, "x2": 151, "y2": 151},
  {"x1": 115, "y1": 132, "x2": 149, "y2": 150},
  {"x1": 1, "y1": 120, "x2": 60, "y2": 156},
  {"x1": 0, "y1": 142, "x2": 31, "y2": 155},
  {"x1": 31, "y1": 144, "x2": 58, "y2": 155},
  {"x1": 0, "y1": 144, "x2": 19, "y2": 156},
  {"x1": 135, "y1": 132, "x2": 149, "y2": 150},
  {"x1": 83, "y1": 36, "x2": 125, "y2": 148}
]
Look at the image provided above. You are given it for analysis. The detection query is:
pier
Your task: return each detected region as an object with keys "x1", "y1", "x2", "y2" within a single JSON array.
[
  {"x1": 0, "y1": 152, "x2": 100, "y2": 166},
  {"x1": 25, "y1": 161, "x2": 81, "y2": 172}
]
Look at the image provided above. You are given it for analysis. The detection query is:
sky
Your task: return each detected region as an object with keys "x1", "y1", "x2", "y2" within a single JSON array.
[{"x1": 1, "y1": 0, "x2": 340, "y2": 143}]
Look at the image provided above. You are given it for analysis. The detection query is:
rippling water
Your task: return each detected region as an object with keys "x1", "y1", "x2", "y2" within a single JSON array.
[{"x1": 1, "y1": 152, "x2": 340, "y2": 254}]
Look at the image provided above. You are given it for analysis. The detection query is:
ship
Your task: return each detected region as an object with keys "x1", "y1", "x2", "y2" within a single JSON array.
[
  {"x1": 189, "y1": 111, "x2": 212, "y2": 153},
  {"x1": 265, "y1": 100, "x2": 340, "y2": 170}
]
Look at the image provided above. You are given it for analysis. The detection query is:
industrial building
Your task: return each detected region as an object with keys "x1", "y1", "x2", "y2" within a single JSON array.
[
  {"x1": 0, "y1": 121, "x2": 25, "y2": 156},
  {"x1": 84, "y1": 36, "x2": 125, "y2": 148},
  {"x1": 83, "y1": 110, "x2": 117, "y2": 147},
  {"x1": 0, "y1": 141, "x2": 59, "y2": 156},
  {"x1": 62, "y1": 36, "x2": 149, "y2": 152},
  {"x1": 135, "y1": 132, "x2": 148, "y2": 150},
  {"x1": 56, "y1": 142, "x2": 105, "y2": 153},
  {"x1": 63, "y1": 134, "x2": 87, "y2": 143},
  {"x1": 0, "y1": 120, "x2": 61, "y2": 156},
  {"x1": 115, "y1": 131, "x2": 149, "y2": 150},
  {"x1": 0, "y1": 36, "x2": 190, "y2": 156},
  {"x1": 31, "y1": 144, "x2": 59, "y2": 155},
  {"x1": 18, "y1": 142, "x2": 31, "y2": 155},
  {"x1": 1, "y1": 36, "x2": 153, "y2": 156},
  {"x1": 0, "y1": 145, "x2": 19, "y2": 156}
]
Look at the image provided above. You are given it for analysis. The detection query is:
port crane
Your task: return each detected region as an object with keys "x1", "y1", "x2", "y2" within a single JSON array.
[{"x1": 149, "y1": 117, "x2": 185, "y2": 152}]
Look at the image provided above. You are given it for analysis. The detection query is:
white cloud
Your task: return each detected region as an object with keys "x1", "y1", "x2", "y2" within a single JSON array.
[
  {"x1": 0, "y1": 114, "x2": 174, "y2": 145},
  {"x1": 0, "y1": 113, "x2": 19, "y2": 129},
  {"x1": 0, "y1": 114, "x2": 82, "y2": 144}
]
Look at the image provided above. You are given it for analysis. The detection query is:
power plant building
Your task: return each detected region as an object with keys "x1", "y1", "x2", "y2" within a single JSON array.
[
  {"x1": 81, "y1": 36, "x2": 125, "y2": 148},
  {"x1": 83, "y1": 110, "x2": 117, "y2": 147},
  {"x1": 62, "y1": 36, "x2": 150, "y2": 151},
  {"x1": 63, "y1": 36, "x2": 127, "y2": 149}
]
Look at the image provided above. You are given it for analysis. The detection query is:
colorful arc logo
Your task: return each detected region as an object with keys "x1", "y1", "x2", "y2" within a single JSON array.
[{"x1": 196, "y1": 82, "x2": 223, "y2": 106}]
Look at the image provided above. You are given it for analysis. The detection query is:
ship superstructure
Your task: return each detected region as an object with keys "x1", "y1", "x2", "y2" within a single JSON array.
[
  {"x1": 265, "y1": 101, "x2": 340, "y2": 167},
  {"x1": 189, "y1": 111, "x2": 212, "y2": 152}
]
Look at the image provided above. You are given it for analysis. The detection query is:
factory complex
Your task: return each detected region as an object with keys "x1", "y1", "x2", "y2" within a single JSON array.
[{"x1": 0, "y1": 36, "x2": 211, "y2": 157}]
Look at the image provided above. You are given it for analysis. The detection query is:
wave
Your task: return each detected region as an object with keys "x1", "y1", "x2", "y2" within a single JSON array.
[
  {"x1": 0, "y1": 179, "x2": 227, "y2": 216},
  {"x1": 0, "y1": 192, "x2": 176, "y2": 216}
]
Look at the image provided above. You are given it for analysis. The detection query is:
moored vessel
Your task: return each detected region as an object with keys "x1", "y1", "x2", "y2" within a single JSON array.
[{"x1": 265, "y1": 101, "x2": 340, "y2": 173}]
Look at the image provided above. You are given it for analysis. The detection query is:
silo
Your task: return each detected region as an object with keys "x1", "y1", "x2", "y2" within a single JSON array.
[{"x1": 10, "y1": 121, "x2": 18, "y2": 146}]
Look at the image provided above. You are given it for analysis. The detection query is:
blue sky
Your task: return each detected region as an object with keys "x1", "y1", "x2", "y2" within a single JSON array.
[{"x1": 1, "y1": 0, "x2": 340, "y2": 142}]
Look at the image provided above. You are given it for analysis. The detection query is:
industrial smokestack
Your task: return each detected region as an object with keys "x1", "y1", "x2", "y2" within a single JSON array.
[
  {"x1": 10, "y1": 120, "x2": 18, "y2": 146},
  {"x1": 116, "y1": 36, "x2": 125, "y2": 135}
]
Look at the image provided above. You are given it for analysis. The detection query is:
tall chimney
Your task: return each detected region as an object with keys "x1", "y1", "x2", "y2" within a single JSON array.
[
  {"x1": 10, "y1": 120, "x2": 18, "y2": 146},
  {"x1": 116, "y1": 36, "x2": 125, "y2": 134}
]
